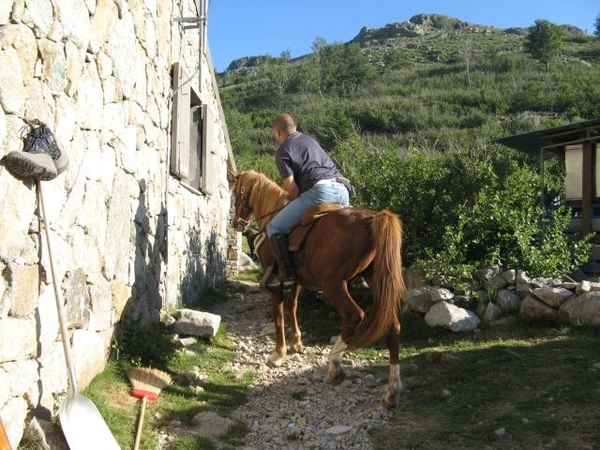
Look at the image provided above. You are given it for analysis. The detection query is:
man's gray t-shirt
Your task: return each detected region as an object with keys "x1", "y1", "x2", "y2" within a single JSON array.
[{"x1": 275, "y1": 132, "x2": 339, "y2": 193}]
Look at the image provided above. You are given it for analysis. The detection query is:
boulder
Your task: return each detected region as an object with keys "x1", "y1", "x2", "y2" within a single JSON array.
[
  {"x1": 170, "y1": 309, "x2": 221, "y2": 338},
  {"x1": 424, "y1": 301, "x2": 480, "y2": 332},
  {"x1": 559, "y1": 292, "x2": 600, "y2": 326}
]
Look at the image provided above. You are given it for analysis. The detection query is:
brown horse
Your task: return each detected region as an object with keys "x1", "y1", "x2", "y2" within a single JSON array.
[{"x1": 231, "y1": 169, "x2": 407, "y2": 406}]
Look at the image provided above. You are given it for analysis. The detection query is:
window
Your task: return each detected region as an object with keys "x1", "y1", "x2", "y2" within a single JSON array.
[
  {"x1": 565, "y1": 144, "x2": 584, "y2": 200},
  {"x1": 565, "y1": 143, "x2": 600, "y2": 200},
  {"x1": 170, "y1": 62, "x2": 216, "y2": 195}
]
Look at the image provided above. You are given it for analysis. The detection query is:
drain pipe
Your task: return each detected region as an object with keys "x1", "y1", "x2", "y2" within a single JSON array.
[
  {"x1": 175, "y1": 0, "x2": 208, "y2": 93},
  {"x1": 199, "y1": 0, "x2": 208, "y2": 92}
]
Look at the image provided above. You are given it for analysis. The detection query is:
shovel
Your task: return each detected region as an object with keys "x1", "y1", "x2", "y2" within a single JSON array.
[{"x1": 37, "y1": 181, "x2": 121, "y2": 450}]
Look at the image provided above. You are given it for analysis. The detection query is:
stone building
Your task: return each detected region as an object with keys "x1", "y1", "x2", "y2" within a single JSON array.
[{"x1": 0, "y1": 0, "x2": 239, "y2": 446}]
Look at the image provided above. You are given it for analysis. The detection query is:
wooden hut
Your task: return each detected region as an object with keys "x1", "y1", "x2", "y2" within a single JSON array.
[{"x1": 495, "y1": 118, "x2": 600, "y2": 273}]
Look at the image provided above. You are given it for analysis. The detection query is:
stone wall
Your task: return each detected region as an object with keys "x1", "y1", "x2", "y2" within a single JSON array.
[
  {"x1": 0, "y1": 0, "x2": 239, "y2": 447},
  {"x1": 408, "y1": 268, "x2": 600, "y2": 331}
]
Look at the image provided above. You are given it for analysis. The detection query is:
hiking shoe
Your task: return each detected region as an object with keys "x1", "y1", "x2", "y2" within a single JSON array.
[
  {"x1": 52, "y1": 145, "x2": 68, "y2": 175},
  {"x1": 24, "y1": 123, "x2": 69, "y2": 175},
  {"x1": 4, "y1": 151, "x2": 58, "y2": 180}
]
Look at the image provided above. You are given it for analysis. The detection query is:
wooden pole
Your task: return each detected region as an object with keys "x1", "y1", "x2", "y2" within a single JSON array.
[{"x1": 581, "y1": 141, "x2": 592, "y2": 236}]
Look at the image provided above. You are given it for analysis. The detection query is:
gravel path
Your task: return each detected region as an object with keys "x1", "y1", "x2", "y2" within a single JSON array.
[{"x1": 210, "y1": 282, "x2": 395, "y2": 450}]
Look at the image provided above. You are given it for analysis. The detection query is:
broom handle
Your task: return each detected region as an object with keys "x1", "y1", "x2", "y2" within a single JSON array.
[{"x1": 133, "y1": 396, "x2": 147, "y2": 450}]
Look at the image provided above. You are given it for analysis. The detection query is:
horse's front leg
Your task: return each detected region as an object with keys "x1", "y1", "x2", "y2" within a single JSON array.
[
  {"x1": 267, "y1": 292, "x2": 287, "y2": 367},
  {"x1": 285, "y1": 285, "x2": 304, "y2": 354},
  {"x1": 382, "y1": 317, "x2": 403, "y2": 407}
]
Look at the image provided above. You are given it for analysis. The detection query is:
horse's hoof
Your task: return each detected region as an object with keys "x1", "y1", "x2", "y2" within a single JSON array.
[
  {"x1": 382, "y1": 390, "x2": 400, "y2": 408},
  {"x1": 267, "y1": 352, "x2": 285, "y2": 368},
  {"x1": 289, "y1": 344, "x2": 304, "y2": 354},
  {"x1": 330, "y1": 369, "x2": 346, "y2": 386}
]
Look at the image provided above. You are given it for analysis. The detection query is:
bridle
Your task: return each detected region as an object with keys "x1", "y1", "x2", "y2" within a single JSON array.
[
  {"x1": 233, "y1": 184, "x2": 285, "y2": 231},
  {"x1": 234, "y1": 186, "x2": 253, "y2": 230}
]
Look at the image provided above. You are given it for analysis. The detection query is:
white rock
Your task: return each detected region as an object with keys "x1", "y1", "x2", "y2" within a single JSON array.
[{"x1": 425, "y1": 301, "x2": 480, "y2": 332}]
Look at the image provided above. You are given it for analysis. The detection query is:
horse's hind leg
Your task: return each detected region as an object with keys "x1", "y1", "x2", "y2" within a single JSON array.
[
  {"x1": 323, "y1": 282, "x2": 365, "y2": 385},
  {"x1": 327, "y1": 335, "x2": 348, "y2": 385},
  {"x1": 267, "y1": 292, "x2": 287, "y2": 367},
  {"x1": 285, "y1": 285, "x2": 304, "y2": 354},
  {"x1": 382, "y1": 316, "x2": 403, "y2": 407}
]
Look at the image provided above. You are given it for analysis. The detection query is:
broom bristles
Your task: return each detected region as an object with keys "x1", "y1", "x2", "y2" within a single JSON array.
[{"x1": 127, "y1": 367, "x2": 172, "y2": 400}]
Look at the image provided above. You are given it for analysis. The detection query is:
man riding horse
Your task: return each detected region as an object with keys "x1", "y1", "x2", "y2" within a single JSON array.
[
  {"x1": 231, "y1": 114, "x2": 406, "y2": 407},
  {"x1": 267, "y1": 113, "x2": 351, "y2": 289}
]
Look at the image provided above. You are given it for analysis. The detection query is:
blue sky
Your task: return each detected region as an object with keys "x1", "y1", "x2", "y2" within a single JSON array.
[{"x1": 206, "y1": 0, "x2": 598, "y2": 72}]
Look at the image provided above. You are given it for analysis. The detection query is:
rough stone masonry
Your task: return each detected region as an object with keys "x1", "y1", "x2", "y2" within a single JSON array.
[{"x1": 0, "y1": 0, "x2": 236, "y2": 447}]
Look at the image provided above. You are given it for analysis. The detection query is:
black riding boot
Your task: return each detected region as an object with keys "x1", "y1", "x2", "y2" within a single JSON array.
[{"x1": 267, "y1": 233, "x2": 296, "y2": 288}]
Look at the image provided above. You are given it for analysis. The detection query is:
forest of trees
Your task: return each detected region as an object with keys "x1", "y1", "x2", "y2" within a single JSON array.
[{"x1": 218, "y1": 15, "x2": 600, "y2": 280}]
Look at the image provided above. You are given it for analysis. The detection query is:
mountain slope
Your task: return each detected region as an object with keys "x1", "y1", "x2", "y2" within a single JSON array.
[
  {"x1": 217, "y1": 12, "x2": 599, "y2": 173},
  {"x1": 220, "y1": 13, "x2": 589, "y2": 74}
]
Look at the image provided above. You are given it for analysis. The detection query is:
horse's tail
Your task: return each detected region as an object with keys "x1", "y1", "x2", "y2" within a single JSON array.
[{"x1": 349, "y1": 209, "x2": 406, "y2": 349}]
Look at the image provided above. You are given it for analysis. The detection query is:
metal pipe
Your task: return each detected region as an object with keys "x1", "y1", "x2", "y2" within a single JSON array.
[{"x1": 199, "y1": 0, "x2": 205, "y2": 93}]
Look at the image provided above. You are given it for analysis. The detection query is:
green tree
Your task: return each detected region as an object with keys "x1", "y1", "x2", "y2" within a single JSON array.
[
  {"x1": 524, "y1": 19, "x2": 563, "y2": 72},
  {"x1": 595, "y1": 14, "x2": 600, "y2": 38},
  {"x1": 313, "y1": 42, "x2": 374, "y2": 95}
]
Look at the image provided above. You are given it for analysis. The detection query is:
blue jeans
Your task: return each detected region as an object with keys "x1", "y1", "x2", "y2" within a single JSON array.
[{"x1": 267, "y1": 180, "x2": 350, "y2": 236}]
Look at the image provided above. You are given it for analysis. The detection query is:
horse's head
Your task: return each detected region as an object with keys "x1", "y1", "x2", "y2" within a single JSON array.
[
  {"x1": 231, "y1": 169, "x2": 288, "y2": 232},
  {"x1": 231, "y1": 170, "x2": 254, "y2": 232}
]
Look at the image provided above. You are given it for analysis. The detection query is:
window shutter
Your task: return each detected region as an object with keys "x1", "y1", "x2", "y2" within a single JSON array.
[
  {"x1": 171, "y1": 62, "x2": 190, "y2": 178},
  {"x1": 201, "y1": 104, "x2": 216, "y2": 195}
]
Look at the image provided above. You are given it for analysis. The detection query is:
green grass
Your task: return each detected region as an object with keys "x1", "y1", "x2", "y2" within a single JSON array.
[
  {"x1": 234, "y1": 268, "x2": 262, "y2": 282},
  {"x1": 370, "y1": 326, "x2": 600, "y2": 450},
  {"x1": 295, "y1": 289, "x2": 600, "y2": 450}
]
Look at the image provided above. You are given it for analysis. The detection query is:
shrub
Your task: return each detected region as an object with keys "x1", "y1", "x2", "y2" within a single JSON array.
[{"x1": 336, "y1": 139, "x2": 591, "y2": 279}]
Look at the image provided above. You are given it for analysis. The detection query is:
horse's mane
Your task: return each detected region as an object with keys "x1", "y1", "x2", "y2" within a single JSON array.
[{"x1": 241, "y1": 170, "x2": 289, "y2": 226}]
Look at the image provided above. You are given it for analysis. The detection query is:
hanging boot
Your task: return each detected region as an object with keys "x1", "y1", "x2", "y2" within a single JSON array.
[
  {"x1": 267, "y1": 233, "x2": 296, "y2": 289},
  {"x1": 5, "y1": 151, "x2": 57, "y2": 180},
  {"x1": 36, "y1": 122, "x2": 69, "y2": 175},
  {"x1": 4, "y1": 121, "x2": 68, "y2": 181}
]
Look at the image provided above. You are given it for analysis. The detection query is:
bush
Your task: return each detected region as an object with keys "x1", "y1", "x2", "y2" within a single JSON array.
[
  {"x1": 336, "y1": 139, "x2": 591, "y2": 279},
  {"x1": 415, "y1": 157, "x2": 592, "y2": 279}
]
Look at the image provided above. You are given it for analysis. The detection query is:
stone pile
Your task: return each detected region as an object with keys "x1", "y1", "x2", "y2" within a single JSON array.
[{"x1": 408, "y1": 268, "x2": 600, "y2": 332}]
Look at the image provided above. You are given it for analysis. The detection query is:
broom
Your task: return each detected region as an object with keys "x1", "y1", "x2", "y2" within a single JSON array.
[{"x1": 126, "y1": 367, "x2": 172, "y2": 450}]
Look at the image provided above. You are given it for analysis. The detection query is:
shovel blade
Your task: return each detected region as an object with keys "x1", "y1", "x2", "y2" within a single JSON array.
[{"x1": 59, "y1": 394, "x2": 120, "y2": 450}]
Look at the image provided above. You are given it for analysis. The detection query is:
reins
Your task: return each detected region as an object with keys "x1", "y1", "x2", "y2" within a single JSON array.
[
  {"x1": 254, "y1": 205, "x2": 285, "y2": 225},
  {"x1": 237, "y1": 205, "x2": 284, "y2": 233}
]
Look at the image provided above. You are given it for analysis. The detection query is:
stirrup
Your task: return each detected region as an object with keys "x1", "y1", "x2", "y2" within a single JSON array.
[
  {"x1": 280, "y1": 278, "x2": 296, "y2": 289},
  {"x1": 265, "y1": 276, "x2": 281, "y2": 288},
  {"x1": 266, "y1": 275, "x2": 295, "y2": 289},
  {"x1": 260, "y1": 265, "x2": 275, "y2": 290}
]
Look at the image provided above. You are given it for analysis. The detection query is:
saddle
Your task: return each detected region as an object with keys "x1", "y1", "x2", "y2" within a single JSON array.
[{"x1": 289, "y1": 203, "x2": 344, "y2": 251}]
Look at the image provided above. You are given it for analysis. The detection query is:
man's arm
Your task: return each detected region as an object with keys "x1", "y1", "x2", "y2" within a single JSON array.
[{"x1": 282, "y1": 175, "x2": 300, "y2": 200}]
